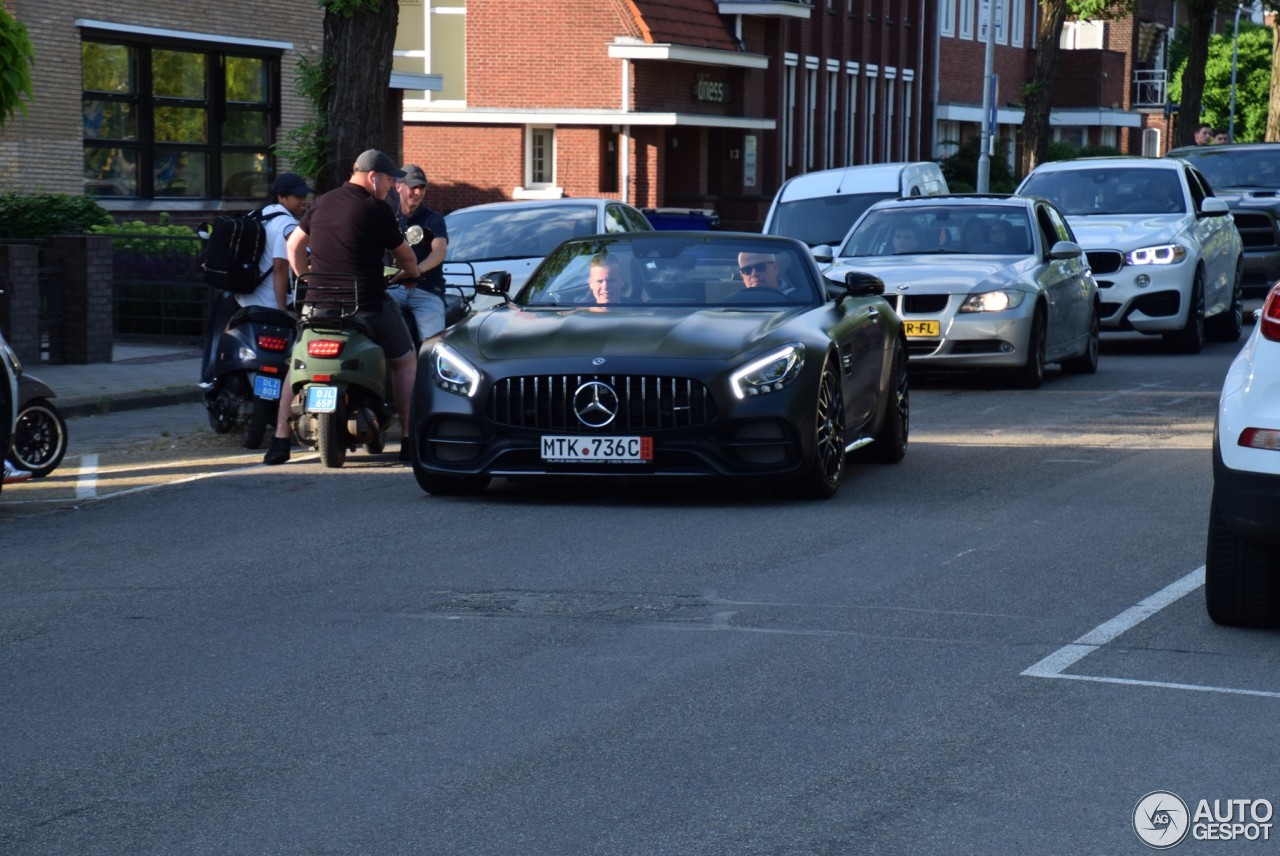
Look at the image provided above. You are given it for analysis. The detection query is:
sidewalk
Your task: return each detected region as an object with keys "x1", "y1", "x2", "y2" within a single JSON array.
[{"x1": 23, "y1": 341, "x2": 206, "y2": 419}]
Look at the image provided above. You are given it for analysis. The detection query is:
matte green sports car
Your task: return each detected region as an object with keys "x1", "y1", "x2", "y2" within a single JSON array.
[{"x1": 409, "y1": 231, "x2": 909, "y2": 499}]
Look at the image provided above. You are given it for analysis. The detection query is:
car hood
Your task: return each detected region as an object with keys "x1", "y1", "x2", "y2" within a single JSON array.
[
  {"x1": 1063, "y1": 215, "x2": 1183, "y2": 250},
  {"x1": 826, "y1": 255, "x2": 1031, "y2": 293},
  {"x1": 461, "y1": 306, "x2": 802, "y2": 362}
]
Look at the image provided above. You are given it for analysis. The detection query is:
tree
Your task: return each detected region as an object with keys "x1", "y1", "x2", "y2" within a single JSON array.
[
  {"x1": 0, "y1": 6, "x2": 34, "y2": 125},
  {"x1": 1170, "y1": 20, "x2": 1272, "y2": 142},
  {"x1": 1174, "y1": 0, "x2": 1245, "y2": 147},
  {"x1": 1019, "y1": 1, "x2": 1134, "y2": 177},
  {"x1": 314, "y1": 0, "x2": 401, "y2": 191}
]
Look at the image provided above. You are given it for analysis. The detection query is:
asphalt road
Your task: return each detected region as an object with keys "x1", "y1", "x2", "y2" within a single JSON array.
[{"x1": 2, "y1": 332, "x2": 1273, "y2": 855}]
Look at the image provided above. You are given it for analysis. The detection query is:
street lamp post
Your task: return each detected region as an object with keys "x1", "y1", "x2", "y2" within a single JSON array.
[{"x1": 1229, "y1": 4, "x2": 1243, "y2": 142}]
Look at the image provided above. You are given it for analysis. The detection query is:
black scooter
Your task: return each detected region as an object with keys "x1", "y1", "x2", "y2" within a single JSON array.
[
  {"x1": 11, "y1": 370, "x2": 68, "y2": 478},
  {"x1": 201, "y1": 294, "x2": 297, "y2": 449}
]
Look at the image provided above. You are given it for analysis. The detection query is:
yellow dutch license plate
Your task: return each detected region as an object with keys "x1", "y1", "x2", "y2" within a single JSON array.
[{"x1": 903, "y1": 320, "x2": 940, "y2": 338}]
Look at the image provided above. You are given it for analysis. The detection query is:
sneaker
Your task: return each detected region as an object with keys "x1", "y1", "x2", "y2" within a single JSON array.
[
  {"x1": 263, "y1": 437, "x2": 291, "y2": 466},
  {"x1": 3, "y1": 460, "x2": 32, "y2": 484},
  {"x1": 398, "y1": 443, "x2": 412, "y2": 464}
]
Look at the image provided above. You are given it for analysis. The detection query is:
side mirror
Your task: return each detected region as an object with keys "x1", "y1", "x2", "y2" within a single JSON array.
[
  {"x1": 1200, "y1": 197, "x2": 1230, "y2": 217},
  {"x1": 842, "y1": 270, "x2": 885, "y2": 297},
  {"x1": 1048, "y1": 240, "x2": 1084, "y2": 260},
  {"x1": 811, "y1": 244, "x2": 834, "y2": 265},
  {"x1": 476, "y1": 271, "x2": 512, "y2": 297}
]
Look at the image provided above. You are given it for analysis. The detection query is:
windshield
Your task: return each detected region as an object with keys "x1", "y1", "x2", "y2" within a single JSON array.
[
  {"x1": 839, "y1": 205, "x2": 1033, "y2": 257},
  {"x1": 1020, "y1": 167, "x2": 1186, "y2": 216},
  {"x1": 767, "y1": 192, "x2": 895, "y2": 246},
  {"x1": 1174, "y1": 149, "x2": 1280, "y2": 190},
  {"x1": 517, "y1": 234, "x2": 822, "y2": 308},
  {"x1": 445, "y1": 204, "x2": 599, "y2": 262}
]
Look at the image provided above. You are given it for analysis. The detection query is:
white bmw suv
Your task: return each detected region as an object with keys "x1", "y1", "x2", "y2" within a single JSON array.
[
  {"x1": 1018, "y1": 157, "x2": 1243, "y2": 354},
  {"x1": 1206, "y1": 281, "x2": 1280, "y2": 626}
]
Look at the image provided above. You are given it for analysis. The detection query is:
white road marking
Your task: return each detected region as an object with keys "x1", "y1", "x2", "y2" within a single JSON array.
[
  {"x1": 1022, "y1": 566, "x2": 1280, "y2": 699},
  {"x1": 75, "y1": 454, "x2": 98, "y2": 499}
]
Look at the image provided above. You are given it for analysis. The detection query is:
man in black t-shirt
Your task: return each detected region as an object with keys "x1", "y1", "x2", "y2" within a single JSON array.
[{"x1": 264, "y1": 149, "x2": 422, "y2": 465}]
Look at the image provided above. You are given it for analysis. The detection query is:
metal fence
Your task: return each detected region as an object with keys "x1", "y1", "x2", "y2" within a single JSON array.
[{"x1": 102, "y1": 232, "x2": 207, "y2": 340}]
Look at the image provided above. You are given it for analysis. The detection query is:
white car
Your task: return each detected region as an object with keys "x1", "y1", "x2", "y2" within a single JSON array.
[
  {"x1": 1017, "y1": 157, "x2": 1243, "y2": 353},
  {"x1": 1206, "y1": 281, "x2": 1280, "y2": 627},
  {"x1": 825, "y1": 194, "x2": 1099, "y2": 389},
  {"x1": 443, "y1": 198, "x2": 653, "y2": 306}
]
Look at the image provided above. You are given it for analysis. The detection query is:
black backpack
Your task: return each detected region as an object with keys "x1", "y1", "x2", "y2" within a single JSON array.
[{"x1": 201, "y1": 209, "x2": 286, "y2": 294}]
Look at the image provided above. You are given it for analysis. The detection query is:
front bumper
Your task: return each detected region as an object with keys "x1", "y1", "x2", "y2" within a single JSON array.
[
  {"x1": 894, "y1": 293, "x2": 1036, "y2": 368},
  {"x1": 1092, "y1": 262, "x2": 1190, "y2": 333}
]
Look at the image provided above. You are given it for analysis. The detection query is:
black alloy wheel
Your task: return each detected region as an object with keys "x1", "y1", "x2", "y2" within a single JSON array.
[
  {"x1": 1009, "y1": 308, "x2": 1046, "y2": 389},
  {"x1": 1165, "y1": 270, "x2": 1205, "y2": 354},
  {"x1": 11, "y1": 398, "x2": 67, "y2": 478},
  {"x1": 1061, "y1": 303, "x2": 1100, "y2": 374},
  {"x1": 790, "y1": 357, "x2": 846, "y2": 499}
]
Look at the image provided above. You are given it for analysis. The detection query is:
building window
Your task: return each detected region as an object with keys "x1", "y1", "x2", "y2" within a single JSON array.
[
  {"x1": 937, "y1": 120, "x2": 960, "y2": 159},
  {"x1": 527, "y1": 127, "x2": 555, "y2": 187},
  {"x1": 959, "y1": 0, "x2": 975, "y2": 40},
  {"x1": 826, "y1": 69, "x2": 839, "y2": 169},
  {"x1": 865, "y1": 71, "x2": 877, "y2": 163},
  {"x1": 1011, "y1": 0, "x2": 1025, "y2": 48},
  {"x1": 784, "y1": 56, "x2": 798, "y2": 171},
  {"x1": 82, "y1": 35, "x2": 278, "y2": 200},
  {"x1": 845, "y1": 64, "x2": 858, "y2": 165},
  {"x1": 805, "y1": 60, "x2": 819, "y2": 170},
  {"x1": 884, "y1": 75, "x2": 896, "y2": 161},
  {"x1": 940, "y1": 0, "x2": 956, "y2": 37}
]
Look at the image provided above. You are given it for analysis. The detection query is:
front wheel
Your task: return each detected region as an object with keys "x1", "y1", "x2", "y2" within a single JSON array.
[
  {"x1": 317, "y1": 401, "x2": 348, "y2": 468},
  {"x1": 11, "y1": 398, "x2": 68, "y2": 478},
  {"x1": 788, "y1": 357, "x2": 846, "y2": 499},
  {"x1": 1205, "y1": 258, "x2": 1244, "y2": 343},
  {"x1": 1008, "y1": 308, "x2": 1046, "y2": 389},
  {"x1": 1164, "y1": 270, "x2": 1205, "y2": 354},
  {"x1": 1060, "y1": 303, "x2": 1100, "y2": 375}
]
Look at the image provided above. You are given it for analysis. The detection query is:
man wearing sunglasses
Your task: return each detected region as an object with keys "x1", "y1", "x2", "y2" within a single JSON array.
[{"x1": 737, "y1": 252, "x2": 795, "y2": 295}]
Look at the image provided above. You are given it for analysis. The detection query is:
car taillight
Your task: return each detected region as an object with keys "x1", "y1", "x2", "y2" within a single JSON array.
[
  {"x1": 1239, "y1": 428, "x2": 1280, "y2": 451},
  {"x1": 308, "y1": 339, "x2": 343, "y2": 358},
  {"x1": 1260, "y1": 283, "x2": 1280, "y2": 342},
  {"x1": 257, "y1": 334, "x2": 289, "y2": 352}
]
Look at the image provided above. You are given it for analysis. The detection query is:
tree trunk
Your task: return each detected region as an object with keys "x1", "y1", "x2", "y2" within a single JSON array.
[
  {"x1": 1268, "y1": 20, "x2": 1280, "y2": 142},
  {"x1": 319, "y1": 0, "x2": 400, "y2": 192},
  {"x1": 1176, "y1": 4, "x2": 1217, "y2": 148},
  {"x1": 1019, "y1": 0, "x2": 1069, "y2": 177}
]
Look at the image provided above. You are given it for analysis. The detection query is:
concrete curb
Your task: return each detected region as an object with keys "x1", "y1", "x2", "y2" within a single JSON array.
[{"x1": 57, "y1": 386, "x2": 206, "y2": 419}]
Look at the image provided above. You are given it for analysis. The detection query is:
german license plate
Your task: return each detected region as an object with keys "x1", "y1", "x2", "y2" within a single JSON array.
[
  {"x1": 903, "y1": 320, "x2": 940, "y2": 338},
  {"x1": 254, "y1": 375, "x2": 282, "y2": 401},
  {"x1": 305, "y1": 385, "x2": 339, "y2": 413},
  {"x1": 541, "y1": 435, "x2": 653, "y2": 464}
]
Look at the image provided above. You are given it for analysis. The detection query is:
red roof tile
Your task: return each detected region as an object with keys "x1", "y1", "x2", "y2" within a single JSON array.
[{"x1": 625, "y1": 0, "x2": 740, "y2": 52}]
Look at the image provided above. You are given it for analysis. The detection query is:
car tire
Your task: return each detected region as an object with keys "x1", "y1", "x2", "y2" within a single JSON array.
[
  {"x1": 317, "y1": 403, "x2": 347, "y2": 468},
  {"x1": 1205, "y1": 491, "x2": 1280, "y2": 627},
  {"x1": 1164, "y1": 270, "x2": 1205, "y2": 354},
  {"x1": 1205, "y1": 258, "x2": 1244, "y2": 343},
  {"x1": 11, "y1": 398, "x2": 67, "y2": 478},
  {"x1": 1008, "y1": 307, "x2": 1046, "y2": 389},
  {"x1": 1060, "y1": 303, "x2": 1100, "y2": 375},
  {"x1": 855, "y1": 336, "x2": 908, "y2": 464},
  {"x1": 789, "y1": 356, "x2": 846, "y2": 499}
]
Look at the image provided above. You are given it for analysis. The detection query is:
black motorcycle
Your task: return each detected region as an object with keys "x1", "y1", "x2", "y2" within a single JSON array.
[
  {"x1": 201, "y1": 296, "x2": 297, "y2": 449},
  {"x1": 11, "y1": 370, "x2": 68, "y2": 478}
]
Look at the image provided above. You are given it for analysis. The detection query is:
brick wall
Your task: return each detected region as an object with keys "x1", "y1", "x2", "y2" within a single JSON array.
[
  {"x1": 0, "y1": 244, "x2": 41, "y2": 364},
  {"x1": 0, "y1": 0, "x2": 323, "y2": 196}
]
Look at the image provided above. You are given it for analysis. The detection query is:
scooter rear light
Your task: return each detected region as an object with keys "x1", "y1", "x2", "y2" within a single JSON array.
[
  {"x1": 1260, "y1": 283, "x2": 1280, "y2": 342},
  {"x1": 309, "y1": 339, "x2": 344, "y2": 358},
  {"x1": 260, "y1": 364, "x2": 280, "y2": 375},
  {"x1": 258, "y1": 334, "x2": 289, "y2": 352},
  {"x1": 1239, "y1": 428, "x2": 1280, "y2": 451}
]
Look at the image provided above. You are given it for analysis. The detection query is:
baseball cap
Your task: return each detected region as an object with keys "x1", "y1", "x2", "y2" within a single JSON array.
[
  {"x1": 354, "y1": 149, "x2": 405, "y2": 177},
  {"x1": 270, "y1": 172, "x2": 313, "y2": 197},
  {"x1": 400, "y1": 164, "x2": 427, "y2": 188}
]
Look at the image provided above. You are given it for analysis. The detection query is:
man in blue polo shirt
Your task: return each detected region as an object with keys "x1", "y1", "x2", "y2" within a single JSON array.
[{"x1": 387, "y1": 164, "x2": 449, "y2": 345}]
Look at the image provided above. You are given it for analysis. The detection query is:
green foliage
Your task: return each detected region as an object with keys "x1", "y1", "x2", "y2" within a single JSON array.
[
  {"x1": 89, "y1": 213, "x2": 200, "y2": 257},
  {"x1": 1169, "y1": 20, "x2": 1273, "y2": 142},
  {"x1": 318, "y1": 0, "x2": 383, "y2": 17},
  {"x1": 271, "y1": 53, "x2": 332, "y2": 182},
  {"x1": 1068, "y1": 0, "x2": 1137, "y2": 20},
  {"x1": 0, "y1": 193, "x2": 112, "y2": 238},
  {"x1": 938, "y1": 136, "x2": 1018, "y2": 193},
  {"x1": 0, "y1": 7, "x2": 35, "y2": 124}
]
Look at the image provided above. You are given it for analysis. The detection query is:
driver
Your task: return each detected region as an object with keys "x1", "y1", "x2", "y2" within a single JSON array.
[
  {"x1": 587, "y1": 254, "x2": 628, "y2": 304},
  {"x1": 737, "y1": 252, "x2": 795, "y2": 296}
]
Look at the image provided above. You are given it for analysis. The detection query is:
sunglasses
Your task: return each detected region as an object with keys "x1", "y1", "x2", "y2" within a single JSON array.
[{"x1": 739, "y1": 262, "x2": 773, "y2": 275}]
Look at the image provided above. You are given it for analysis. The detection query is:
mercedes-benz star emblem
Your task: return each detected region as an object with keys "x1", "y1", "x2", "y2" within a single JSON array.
[
  {"x1": 573, "y1": 381, "x2": 619, "y2": 428},
  {"x1": 592, "y1": 357, "x2": 606, "y2": 366}
]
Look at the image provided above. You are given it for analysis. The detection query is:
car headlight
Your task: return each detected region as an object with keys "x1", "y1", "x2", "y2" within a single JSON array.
[
  {"x1": 430, "y1": 342, "x2": 480, "y2": 397},
  {"x1": 958, "y1": 289, "x2": 1026, "y2": 313},
  {"x1": 1126, "y1": 243, "x2": 1187, "y2": 266},
  {"x1": 730, "y1": 344, "x2": 805, "y2": 400}
]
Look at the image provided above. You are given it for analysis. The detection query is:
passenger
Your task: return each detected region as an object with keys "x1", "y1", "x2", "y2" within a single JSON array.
[
  {"x1": 960, "y1": 218, "x2": 990, "y2": 249},
  {"x1": 987, "y1": 219, "x2": 1013, "y2": 252}
]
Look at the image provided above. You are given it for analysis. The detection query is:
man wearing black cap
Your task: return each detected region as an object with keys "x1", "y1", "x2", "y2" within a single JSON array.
[
  {"x1": 387, "y1": 163, "x2": 449, "y2": 344},
  {"x1": 266, "y1": 149, "x2": 421, "y2": 465},
  {"x1": 243, "y1": 171, "x2": 311, "y2": 311}
]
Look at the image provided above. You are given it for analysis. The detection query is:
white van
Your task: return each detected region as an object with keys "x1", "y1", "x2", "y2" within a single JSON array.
[{"x1": 762, "y1": 162, "x2": 948, "y2": 250}]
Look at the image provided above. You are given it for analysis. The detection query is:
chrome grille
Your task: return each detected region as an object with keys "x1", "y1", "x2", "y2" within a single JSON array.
[
  {"x1": 486, "y1": 375, "x2": 717, "y2": 431},
  {"x1": 1086, "y1": 250, "x2": 1124, "y2": 275}
]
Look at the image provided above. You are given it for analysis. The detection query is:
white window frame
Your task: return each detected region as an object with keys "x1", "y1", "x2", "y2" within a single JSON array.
[
  {"x1": 864, "y1": 65, "x2": 878, "y2": 163},
  {"x1": 1010, "y1": 0, "x2": 1025, "y2": 48},
  {"x1": 514, "y1": 126, "x2": 563, "y2": 199},
  {"x1": 845, "y1": 62, "x2": 859, "y2": 165},
  {"x1": 826, "y1": 63, "x2": 839, "y2": 170},
  {"x1": 940, "y1": 0, "x2": 956, "y2": 37},
  {"x1": 937, "y1": 120, "x2": 960, "y2": 159},
  {"x1": 805, "y1": 57, "x2": 820, "y2": 171},
  {"x1": 959, "y1": 0, "x2": 975, "y2": 40},
  {"x1": 884, "y1": 69, "x2": 896, "y2": 162},
  {"x1": 902, "y1": 69, "x2": 914, "y2": 162},
  {"x1": 784, "y1": 54, "x2": 798, "y2": 172},
  {"x1": 996, "y1": 0, "x2": 1010, "y2": 46}
]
